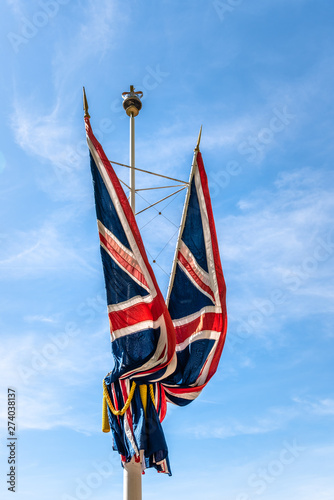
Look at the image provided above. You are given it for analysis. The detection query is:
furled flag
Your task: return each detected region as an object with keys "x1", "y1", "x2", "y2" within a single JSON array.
[
  {"x1": 85, "y1": 99, "x2": 227, "y2": 475},
  {"x1": 162, "y1": 150, "x2": 227, "y2": 406},
  {"x1": 85, "y1": 115, "x2": 176, "y2": 473}
]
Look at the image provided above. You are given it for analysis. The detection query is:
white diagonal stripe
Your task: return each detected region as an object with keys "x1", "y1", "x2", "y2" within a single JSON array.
[
  {"x1": 175, "y1": 329, "x2": 220, "y2": 352},
  {"x1": 179, "y1": 240, "x2": 211, "y2": 287}
]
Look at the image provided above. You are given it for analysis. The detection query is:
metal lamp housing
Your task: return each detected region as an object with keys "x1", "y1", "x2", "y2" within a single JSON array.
[{"x1": 123, "y1": 94, "x2": 142, "y2": 117}]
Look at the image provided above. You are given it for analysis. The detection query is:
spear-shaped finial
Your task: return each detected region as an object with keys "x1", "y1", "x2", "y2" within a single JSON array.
[
  {"x1": 194, "y1": 125, "x2": 202, "y2": 151},
  {"x1": 83, "y1": 86, "x2": 90, "y2": 118}
]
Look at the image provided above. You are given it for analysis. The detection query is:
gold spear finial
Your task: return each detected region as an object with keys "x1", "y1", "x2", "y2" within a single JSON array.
[
  {"x1": 83, "y1": 86, "x2": 90, "y2": 118},
  {"x1": 194, "y1": 125, "x2": 202, "y2": 151}
]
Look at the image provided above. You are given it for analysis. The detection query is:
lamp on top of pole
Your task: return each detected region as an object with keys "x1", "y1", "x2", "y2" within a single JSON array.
[{"x1": 122, "y1": 85, "x2": 143, "y2": 215}]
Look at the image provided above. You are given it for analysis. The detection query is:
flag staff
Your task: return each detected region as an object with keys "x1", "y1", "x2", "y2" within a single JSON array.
[
  {"x1": 121, "y1": 85, "x2": 143, "y2": 500},
  {"x1": 83, "y1": 87, "x2": 90, "y2": 119},
  {"x1": 166, "y1": 125, "x2": 202, "y2": 307},
  {"x1": 122, "y1": 85, "x2": 143, "y2": 214}
]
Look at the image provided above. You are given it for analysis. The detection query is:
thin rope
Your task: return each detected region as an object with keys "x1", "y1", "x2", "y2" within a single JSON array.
[
  {"x1": 119, "y1": 178, "x2": 131, "y2": 190},
  {"x1": 139, "y1": 212, "x2": 160, "y2": 231},
  {"x1": 135, "y1": 187, "x2": 182, "y2": 229},
  {"x1": 153, "y1": 260, "x2": 170, "y2": 277},
  {"x1": 135, "y1": 187, "x2": 186, "y2": 216},
  {"x1": 160, "y1": 212, "x2": 179, "y2": 229},
  {"x1": 109, "y1": 159, "x2": 189, "y2": 185},
  {"x1": 134, "y1": 189, "x2": 182, "y2": 276},
  {"x1": 135, "y1": 184, "x2": 184, "y2": 192},
  {"x1": 154, "y1": 227, "x2": 180, "y2": 261}
]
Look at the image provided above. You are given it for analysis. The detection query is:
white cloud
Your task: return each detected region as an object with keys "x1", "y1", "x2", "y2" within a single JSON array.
[
  {"x1": 52, "y1": 0, "x2": 121, "y2": 92},
  {"x1": 10, "y1": 97, "x2": 91, "y2": 202},
  {"x1": 6, "y1": 0, "x2": 25, "y2": 16},
  {"x1": 293, "y1": 397, "x2": 334, "y2": 417},
  {"x1": 219, "y1": 167, "x2": 334, "y2": 340},
  {"x1": 0, "y1": 216, "x2": 98, "y2": 279},
  {"x1": 182, "y1": 405, "x2": 298, "y2": 440},
  {"x1": 0, "y1": 322, "x2": 111, "y2": 433},
  {"x1": 8, "y1": 0, "x2": 122, "y2": 203},
  {"x1": 183, "y1": 395, "x2": 334, "y2": 442},
  {"x1": 11, "y1": 100, "x2": 71, "y2": 166},
  {"x1": 24, "y1": 314, "x2": 58, "y2": 323}
]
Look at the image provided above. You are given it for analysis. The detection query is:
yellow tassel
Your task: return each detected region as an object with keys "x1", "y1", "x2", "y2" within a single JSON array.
[
  {"x1": 149, "y1": 384, "x2": 156, "y2": 408},
  {"x1": 102, "y1": 395, "x2": 110, "y2": 433},
  {"x1": 139, "y1": 385, "x2": 148, "y2": 417}
]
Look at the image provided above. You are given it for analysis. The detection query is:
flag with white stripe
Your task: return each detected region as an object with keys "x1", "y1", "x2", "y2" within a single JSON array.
[
  {"x1": 85, "y1": 116, "x2": 175, "y2": 473},
  {"x1": 85, "y1": 116, "x2": 176, "y2": 383},
  {"x1": 163, "y1": 151, "x2": 227, "y2": 406},
  {"x1": 85, "y1": 109, "x2": 227, "y2": 472}
]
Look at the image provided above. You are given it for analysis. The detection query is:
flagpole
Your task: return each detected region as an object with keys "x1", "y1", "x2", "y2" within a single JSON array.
[
  {"x1": 129, "y1": 111, "x2": 136, "y2": 212},
  {"x1": 166, "y1": 126, "x2": 202, "y2": 307},
  {"x1": 122, "y1": 85, "x2": 143, "y2": 500}
]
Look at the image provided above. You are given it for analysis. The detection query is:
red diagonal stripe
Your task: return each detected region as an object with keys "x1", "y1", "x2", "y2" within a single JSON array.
[
  {"x1": 174, "y1": 312, "x2": 222, "y2": 345},
  {"x1": 108, "y1": 298, "x2": 165, "y2": 332},
  {"x1": 178, "y1": 251, "x2": 215, "y2": 302},
  {"x1": 164, "y1": 385, "x2": 203, "y2": 395},
  {"x1": 99, "y1": 231, "x2": 149, "y2": 290}
]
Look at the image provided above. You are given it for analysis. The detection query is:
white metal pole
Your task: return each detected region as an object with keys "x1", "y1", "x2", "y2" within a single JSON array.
[
  {"x1": 124, "y1": 110, "x2": 143, "y2": 500},
  {"x1": 123, "y1": 460, "x2": 142, "y2": 500},
  {"x1": 129, "y1": 112, "x2": 136, "y2": 213},
  {"x1": 123, "y1": 89, "x2": 142, "y2": 500}
]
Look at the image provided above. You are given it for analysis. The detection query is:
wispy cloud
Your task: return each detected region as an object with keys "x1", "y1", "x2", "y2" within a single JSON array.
[
  {"x1": 220, "y1": 167, "x2": 334, "y2": 340},
  {"x1": 0, "y1": 213, "x2": 98, "y2": 279},
  {"x1": 24, "y1": 314, "x2": 58, "y2": 324},
  {"x1": 6, "y1": 0, "x2": 24, "y2": 16},
  {"x1": 11, "y1": 100, "x2": 72, "y2": 166},
  {"x1": 9, "y1": 0, "x2": 122, "y2": 202},
  {"x1": 0, "y1": 323, "x2": 111, "y2": 433},
  {"x1": 293, "y1": 397, "x2": 334, "y2": 416},
  {"x1": 52, "y1": 0, "x2": 121, "y2": 91},
  {"x1": 183, "y1": 405, "x2": 298, "y2": 440},
  {"x1": 10, "y1": 98, "x2": 90, "y2": 201},
  {"x1": 183, "y1": 394, "x2": 334, "y2": 442}
]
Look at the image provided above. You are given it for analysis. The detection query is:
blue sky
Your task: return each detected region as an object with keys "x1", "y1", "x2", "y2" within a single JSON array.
[{"x1": 1, "y1": 0, "x2": 334, "y2": 499}]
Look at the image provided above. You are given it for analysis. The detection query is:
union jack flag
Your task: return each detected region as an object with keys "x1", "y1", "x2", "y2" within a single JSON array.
[
  {"x1": 85, "y1": 114, "x2": 227, "y2": 474},
  {"x1": 85, "y1": 117, "x2": 176, "y2": 383},
  {"x1": 85, "y1": 116, "x2": 175, "y2": 473},
  {"x1": 162, "y1": 151, "x2": 227, "y2": 406}
]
